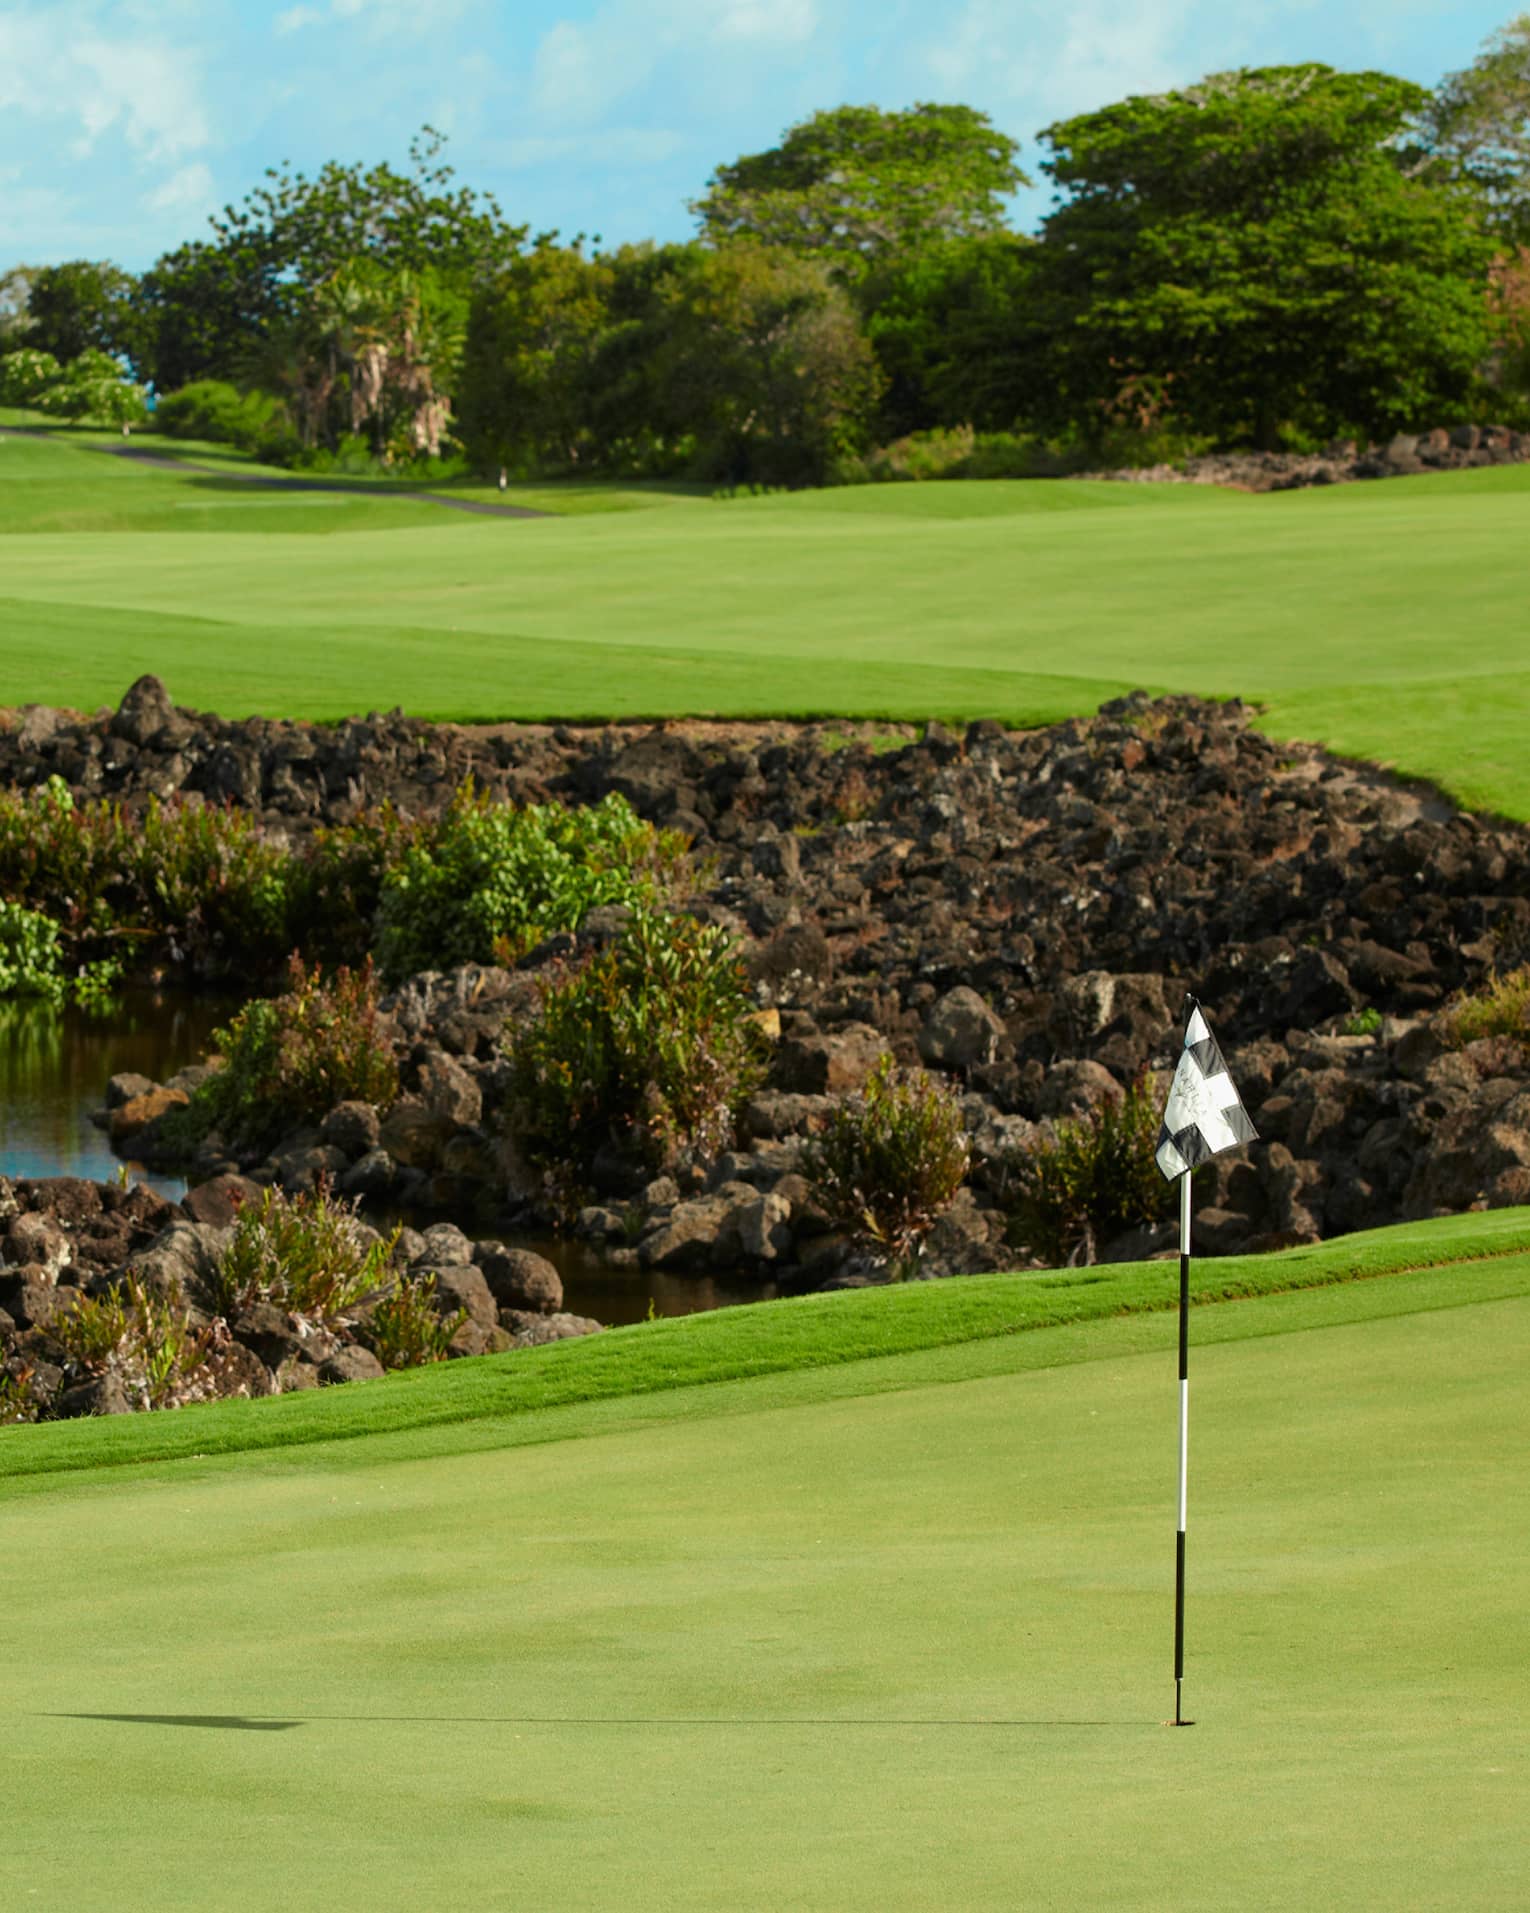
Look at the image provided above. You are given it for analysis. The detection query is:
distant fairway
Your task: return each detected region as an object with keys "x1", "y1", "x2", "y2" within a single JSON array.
[
  {"x1": 3, "y1": 428, "x2": 1530, "y2": 815},
  {"x1": 4, "y1": 1222, "x2": 1528, "y2": 1910}
]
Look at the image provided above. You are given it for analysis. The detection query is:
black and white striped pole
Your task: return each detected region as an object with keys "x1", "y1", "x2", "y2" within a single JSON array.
[
  {"x1": 1155, "y1": 995, "x2": 1258, "y2": 1730},
  {"x1": 1174, "y1": 1165, "x2": 1192, "y2": 1727}
]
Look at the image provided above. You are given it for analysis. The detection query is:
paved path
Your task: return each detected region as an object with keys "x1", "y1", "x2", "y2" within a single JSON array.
[{"x1": 12, "y1": 427, "x2": 551, "y2": 519}]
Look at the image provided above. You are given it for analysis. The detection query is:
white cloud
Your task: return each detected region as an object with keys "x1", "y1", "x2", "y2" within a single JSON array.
[
  {"x1": 505, "y1": 127, "x2": 687, "y2": 169},
  {"x1": 275, "y1": 5, "x2": 323, "y2": 32},
  {"x1": 0, "y1": 8, "x2": 209, "y2": 163},
  {"x1": 145, "y1": 159, "x2": 216, "y2": 214},
  {"x1": 529, "y1": 0, "x2": 831, "y2": 125},
  {"x1": 713, "y1": 0, "x2": 818, "y2": 44}
]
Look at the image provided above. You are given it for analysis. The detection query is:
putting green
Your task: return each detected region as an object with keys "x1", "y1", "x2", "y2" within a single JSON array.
[
  {"x1": 4, "y1": 1249, "x2": 1527, "y2": 1909},
  {"x1": 2, "y1": 432, "x2": 1529, "y2": 817}
]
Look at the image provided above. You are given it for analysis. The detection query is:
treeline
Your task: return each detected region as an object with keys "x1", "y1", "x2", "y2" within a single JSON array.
[{"x1": 4, "y1": 22, "x2": 1530, "y2": 486}]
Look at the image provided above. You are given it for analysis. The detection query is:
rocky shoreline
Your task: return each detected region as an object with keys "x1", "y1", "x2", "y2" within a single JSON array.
[{"x1": 5, "y1": 679, "x2": 1530, "y2": 1415}]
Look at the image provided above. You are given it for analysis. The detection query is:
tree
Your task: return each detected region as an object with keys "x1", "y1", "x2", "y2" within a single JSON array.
[
  {"x1": 859, "y1": 233, "x2": 1040, "y2": 437},
  {"x1": 32, "y1": 348, "x2": 148, "y2": 425},
  {"x1": 26, "y1": 261, "x2": 146, "y2": 370},
  {"x1": 1422, "y1": 14, "x2": 1530, "y2": 241},
  {"x1": 0, "y1": 347, "x2": 62, "y2": 407},
  {"x1": 0, "y1": 267, "x2": 40, "y2": 353},
  {"x1": 693, "y1": 104, "x2": 1027, "y2": 271},
  {"x1": 1034, "y1": 66, "x2": 1499, "y2": 449},
  {"x1": 136, "y1": 129, "x2": 525, "y2": 398},
  {"x1": 457, "y1": 244, "x2": 615, "y2": 473},
  {"x1": 657, "y1": 243, "x2": 883, "y2": 484}
]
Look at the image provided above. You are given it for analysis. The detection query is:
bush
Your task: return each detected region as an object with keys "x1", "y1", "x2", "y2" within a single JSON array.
[
  {"x1": 375, "y1": 784, "x2": 687, "y2": 983},
  {"x1": 0, "y1": 899, "x2": 120, "y2": 1004},
  {"x1": 0, "y1": 778, "x2": 292, "y2": 977},
  {"x1": 507, "y1": 907, "x2": 766, "y2": 1193},
  {"x1": 1439, "y1": 967, "x2": 1530, "y2": 1050},
  {"x1": 54, "y1": 1276, "x2": 221, "y2": 1411},
  {"x1": 178, "y1": 956, "x2": 398, "y2": 1153},
  {"x1": 369, "y1": 1271, "x2": 467, "y2": 1369},
  {"x1": 212, "y1": 1182, "x2": 398, "y2": 1322},
  {"x1": 1007, "y1": 1078, "x2": 1170, "y2": 1265},
  {"x1": 154, "y1": 379, "x2": 287, "y2": 451},
  {"x1": 804, "y1": 1057, "x2": 969, "y2": 1273},
  {"x1": 0, "y1": 347, "x2": 63, "y2": 407}
]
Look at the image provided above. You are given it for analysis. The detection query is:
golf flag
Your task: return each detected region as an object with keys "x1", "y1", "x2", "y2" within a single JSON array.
[
  {"x1": 1155, "y1": 1000, "x2": 1257, "y2": 1181},
  {"x1": 1158, "y1": 996, "x2": 1256, "y2": 1726}
]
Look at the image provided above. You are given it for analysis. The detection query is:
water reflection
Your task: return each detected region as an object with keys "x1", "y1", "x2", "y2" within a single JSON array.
[
  {"x1": 0, "y1": 991, "x2": 237, "y2": 1200},
  {"x1": 0, "y1": 993, "x2": 776, "y2": 1323}
]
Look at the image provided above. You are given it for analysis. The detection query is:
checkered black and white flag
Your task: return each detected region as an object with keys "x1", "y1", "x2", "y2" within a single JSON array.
[{"x1": 1155, "y1": 999, "x2": 1257, "y2": 1181}]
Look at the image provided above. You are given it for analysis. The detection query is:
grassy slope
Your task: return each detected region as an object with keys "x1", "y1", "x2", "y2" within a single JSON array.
[
  {"x1": 6, "y1": 1208, "x2": 1529, "y2": 1486},
  {"x1": 3, "y1": 433, "x2": 1529, "y2": 814},
  {"x1": 3, "y1": 1231, "x2": 1527, "y2": 1909}
]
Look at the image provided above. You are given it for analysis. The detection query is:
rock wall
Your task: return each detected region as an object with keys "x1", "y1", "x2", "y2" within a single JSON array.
[{"x1": 1086, "y1": 423, "x2": 1530, "y2": 493}]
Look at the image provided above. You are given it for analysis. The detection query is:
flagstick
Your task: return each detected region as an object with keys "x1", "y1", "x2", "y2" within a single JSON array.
[{"x1": 1174, "y1": 1166, "x2": 1193, "y2": 1726}]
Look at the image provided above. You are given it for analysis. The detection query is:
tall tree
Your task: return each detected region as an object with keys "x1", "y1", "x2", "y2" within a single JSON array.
[
  {"x1": 694, "y1": 104, "x2": 1027, "y2": 271},
  {"x1": 657, "y1": 243, "x2": 883, "y2": 484},
  {"x1": 0, "y1": 266, "x2": 40, "y2": 353},
  {"x1": 26, "y1": 261, "x2": 146, "y2": 370},
  {"x1": 1422, "y1": 14, "x2": 1530, "y2": 240},
  {"x1": 1034, "y1": 66, "x2": 1498, "y2": 449}
]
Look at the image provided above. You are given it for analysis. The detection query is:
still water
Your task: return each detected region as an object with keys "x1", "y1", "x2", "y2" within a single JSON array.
[{"x1": 0, "y1": 992, "x2": 771, "y2": 1326}]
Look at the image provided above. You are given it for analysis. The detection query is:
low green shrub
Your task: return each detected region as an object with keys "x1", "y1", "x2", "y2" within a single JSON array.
[
  {"x1": 0, "y1": 899, "x2": 120, "y2": 1004},
  {"x1": 1007, "y1": 1077, "x2": 1170, "y2": 1265},
  {"x1": 1344, "y1": 1007, "x2": 1384, "y2": 1037},
  {"x1": 0, "y1": 778, "x2": 291, "y2": 976},
  {"x1": 0, "y1": 1365, "x2": 44, "y2": 1425},
  {"x1": 506, "y1": 907, "x2": 766, "y2": 1194},
  {"x1": 211, "y1": 1181, "x2": 398, "y2": 1322},
  {"x1": 375, "y1": 784, "x2": 687, "y2": 983},
  {"x1": 54, "y1": 1277, "x2": 219, "y2": 1411},
  {"x1": 368, "y1": 1271, "x2": 467, "y2": 1369},
  {"x1": 154, "y1": 379, "x2": 287, "y2": 451},
  {"x1": 1439, "y1": 967, "x2": 1530, "y2": 1050},
  {"x1": 804, "y1": 1057, "x2": 970, "y2": 1274},
  {"x1": 176, "y1": 956, "x2": 398, "y2": 1153}
]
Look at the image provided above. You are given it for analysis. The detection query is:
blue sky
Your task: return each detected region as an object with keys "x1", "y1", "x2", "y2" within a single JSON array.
[{"x1": 1, "y1": 1, "x2": 1519, "y2": 269}]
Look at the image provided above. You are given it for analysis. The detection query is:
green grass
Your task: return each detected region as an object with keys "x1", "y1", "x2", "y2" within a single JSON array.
[
  {"x1": 3, "y1": 1217, "x2": 1527, "y2": 1907},
  {"x1": 3, "y1": 429, "x2": 1530, "y2": 815}
]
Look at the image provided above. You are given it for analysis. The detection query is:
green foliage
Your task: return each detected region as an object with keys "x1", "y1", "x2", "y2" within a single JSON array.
[
  {"x1": 1033, "y1": 65, "x2": 1498, "y2": 449},
  {"x1": 0, "y1": 1366, "x2": 44, "y2": 1425},
  {"x1": 1344, "y1": 1008, "x2": 1384, "y2": 1037},
  {"x1": 31, "y1": 347, "x2": 149, "y2": 426},
  {"x1": 1421, "y1": 13, "x2": 1530, "y2": 241},
  {"x1": 0, "y1": 900, "x2": 119, "y2": 1004},
  {"x1": 1007, "y1": 1079, "x2": 1171, "y2": 1265},
  {"x1": 1440, "y1": 966, "x2": 1530, "y2": 1049},
  {"x1": 212, "y1": 1182, "x2": 398, "y2": 1322},
  {"x1": 25, "y1": 260, "x2": 146, "y2": 371},
  {"x1": 658, "y1": 243, "x2": 883, "y2": 486},
  {"x1": 507, "y1": 907, "x2": 767, "y2": 1188},
  {"x1": 0, "y1": 346, "x2": 63, "y2": 406},
  {"x1": 55, "y1": 1277, "x2": 218, "y2": 1411},
  {"x1": 374, "y1": 785, "x2": 684, "y2": 983},
  {"x1": 804, "y1": 1056, "x2": 969, "y2": 1271},
  {"x1": 0, "y1": 778, "x2": 291, "y2": 977},
  {"x1": 179, "y1": 956, "x2": 397, "y2": 1154},
  {"x1": 694, "y1": 104, "x2": 1027, "y2": 270},
  {"x1": 154, "y1": 379, "x2": 288, "y2": 452},
  {"x1": 369, "y1": 1271, "x2": 467, "y2": 1370}
]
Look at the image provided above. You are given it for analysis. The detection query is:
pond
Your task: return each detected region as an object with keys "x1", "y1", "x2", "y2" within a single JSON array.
[{"x1": 0, "y1": 992, "x2": 774, "y2": 1327}]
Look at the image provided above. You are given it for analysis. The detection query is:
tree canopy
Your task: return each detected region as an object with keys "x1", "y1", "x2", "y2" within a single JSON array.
[
  {"x1": 1033, "y1": 66, "x2": 1499, "y2": 448},
  {"x1": 693, "y1": 104, "x2": 1027, "y2": 268},
  {"x1": 1421, "y1": 13, "x2": 1530, "y2": 240}
]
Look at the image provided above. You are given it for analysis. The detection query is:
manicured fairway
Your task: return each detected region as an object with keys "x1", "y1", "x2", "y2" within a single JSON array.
[
  {"x1": 4, "y1": 1230, "x2": 1528, "y2": 1909},
  {"x1": 3, "y1": 431, "x2": 1529, "y2": 816}
]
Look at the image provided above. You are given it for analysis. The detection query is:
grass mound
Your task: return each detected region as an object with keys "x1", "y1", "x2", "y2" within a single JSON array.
[{"x1": 7, "y1": 1208, "x2": 1528, "y2": 1486}]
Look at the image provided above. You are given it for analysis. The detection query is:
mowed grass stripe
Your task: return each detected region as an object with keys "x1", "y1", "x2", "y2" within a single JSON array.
[
  {"x1": 4, "y1": 434, "x2": 1530, "y2": 814},
  {"x1": 4, "y1": 1291, "x2": 1526, "y2": 1909},
  {"x1": 6, "y1": 1209, "x2": 1528, "y2": 1489}
]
